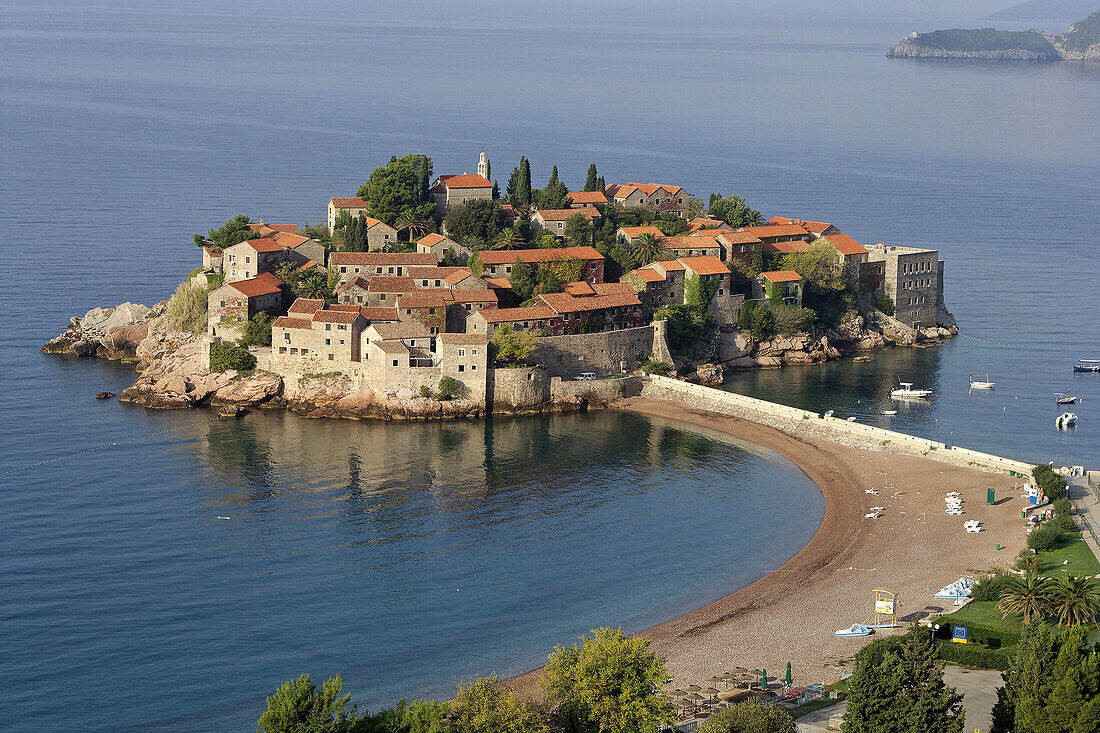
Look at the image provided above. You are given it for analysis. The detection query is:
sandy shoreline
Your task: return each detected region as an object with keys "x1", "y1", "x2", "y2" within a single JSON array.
[{"x1": 510, "y1": 397, "x2": 1027, "y2": 695}]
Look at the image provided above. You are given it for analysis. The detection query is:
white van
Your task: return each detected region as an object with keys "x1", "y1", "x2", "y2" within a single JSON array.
[{"x1": 574, "y1": 372, "x2": 596, "y2": 381}]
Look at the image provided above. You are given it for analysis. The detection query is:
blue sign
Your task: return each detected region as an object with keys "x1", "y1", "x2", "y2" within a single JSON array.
[{"x1": 952, "y1": 625, "x2": 968, "y2": 644}]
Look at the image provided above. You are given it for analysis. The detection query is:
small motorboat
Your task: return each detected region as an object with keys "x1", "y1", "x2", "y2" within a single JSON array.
[
  {"x1": 1056, "y1": 392, "x2": 1076, "y2": 405},
  {"x1": 823, "y1": 410, "x2": 834, "y2": 417},
  {"x1": 891, "y1": 381, "x2": 933, "y2": 399},
  {"x1": 1073, "y1": 359, "x2": 1100, "y2": 373},
  {"x1": 847, "y1": 416, "x2": 858, "y2": 422},
  {"x1": 1056, "y1": 412, "x2": 1077, "y2": 429},
  {"x1": 835, "y1": 623, "x2": 873, "y2": 637},
  {"x1": 853, "y1": 356, "x2": 871, "y2": 363},
  {"x1": 969, "y1": 374, "x2": 995, "y2": 390},
  {"x1": 882, "y1": 410, "x2": 897, "y2": 416}
]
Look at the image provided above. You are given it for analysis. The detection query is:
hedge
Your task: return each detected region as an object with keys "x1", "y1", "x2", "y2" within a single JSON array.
[
  {"x1": 1032, "y1": 465, "x2": 1068, "y2": 500},
  {"x1": 210, "y1": 340, "x2": 256, "y2": 372},
  {"x1": 937, "y1": 640, "x2": 1014, "y2": 671},
  {"x1": 930, "y1": 618, "x2": 1021, "y2": 648}
]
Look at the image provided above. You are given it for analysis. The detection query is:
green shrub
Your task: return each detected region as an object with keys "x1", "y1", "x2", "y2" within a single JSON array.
[
  {"x1": 929, "y1": 618, "x2": 1021, "y2": 649},
  {"x1": 970, "y1": 573, "x2": 1009, "y2": 602},
  {"x1": 238, "y1": 312, "x2": 274, "y2": 347},
  {"x1": 435, "y1": 376, "x2": 461, "y2": 400},
  {"x1": 210, "y1": 340, "x2": 256, "y2": 372},
  {"x1": 1052, "y1": 513, "x2": 1079, "y2": 533},
  {"x1": 165, "y1": 280, "x2": 209, "y2": 335},
  {"x1": 771, "y1": 304, "x2": 815, "y2": 335},
  {"x1": 1033, "y1": 465, "x2": 1068, "y2": 500},
  {"x1": 1053, "y1": 497, "x2": 1073, "y2": 517},
  {"x1": 750, "y1": 305, "x2": 775, "y2": 340},
  {"x1": 737, "y1": 299, "x2": 756, "y2": 330},
  {"x1": 1027, "y1": 523, "x2": 1064, "y2": 552},
  {"x1": 418, "y1": 385, "x2": 432, "y2": 399},
  {"x1": 875, "y1": 294, "x2": 895, "y2": 316},
  {"x1": 1015, "y1": 550, "x2": 1041, "y2": 573},
  {"x1": 937, "y1": 640, "x2": 1013, "y2": 671},
  {"x1": 639, "y1": 357, "x2": 671, "y2": 375}
]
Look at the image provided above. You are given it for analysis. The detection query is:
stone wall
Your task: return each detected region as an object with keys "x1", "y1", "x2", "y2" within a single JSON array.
[
  {"x1": 487, "y1": 366, "x2": 550, "y2": 410},
  {"x1": 531, "y1": 323, "x2": 671, "y2": 378},
  {"x1": 641, "y1": 375, "x2": 1033, "y2": 475},
  {"x1": 551, "y1": 375, "x2": 642, "y2": 403}
]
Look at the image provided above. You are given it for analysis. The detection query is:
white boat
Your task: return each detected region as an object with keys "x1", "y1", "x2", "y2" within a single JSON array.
[
  {"x1": 882, "y1": 410, "x2": 897, "y2": 416},
  {"x1": 891, "y1": 382, "x2": 933, "y2": 399},
  {"x1": 1056, "y1": 412, "x2": 1077, "y2": 429},
  {"x1": 823, "y1": 410, "x2": 834, "y2": 417},
  {"x1": 835, "y1": 623, "x2": 873, "y2": 637},
  {"x1": 934, "y1": 578, "x2": 974, "y2": 600},
  {"x1": 1056, "y1": 392, "x2": 1076, "y2": 405},
  {"x1": 969, "y1": 374, "x2": 995, "y2": 390},
  {"x1": 847, "y1": 416, "x2": 858, "y2": 422}
]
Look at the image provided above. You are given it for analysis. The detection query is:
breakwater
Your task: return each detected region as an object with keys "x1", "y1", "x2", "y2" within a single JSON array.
[{"x1": 641, "y1": 375, "x2": 1036, "y2": 475}]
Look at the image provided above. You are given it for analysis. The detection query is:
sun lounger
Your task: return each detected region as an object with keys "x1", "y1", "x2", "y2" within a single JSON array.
[{"x1": 864, "y1": 512, "x2": 881, "y2": 519}]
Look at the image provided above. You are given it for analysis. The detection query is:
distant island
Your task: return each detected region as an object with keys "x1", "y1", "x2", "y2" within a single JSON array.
[{"x1": 887, "y1": 10, "x2": 1100, "y2": 61}]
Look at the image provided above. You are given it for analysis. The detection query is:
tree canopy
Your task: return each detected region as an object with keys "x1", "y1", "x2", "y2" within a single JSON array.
[
  {"x1": 842, "y1": 625, "x2": 965, "y2": 733},
  {"x1": 194, "y1": 214, "x2": 259, "y2": 250},
  {"x1": 443, "y1": 199, "x2": 510, "y2": 247},
  {"x1": 536, "y1": 165, "x2": 569, "y2": 210},
  {"x1": 447, "y1": 675, "x2": 547, "y2": 733},
  {"x1": 696, "y1": 699, "x2": 795, "y2": 733},
  {"x1": 256, "y1": 674, "x2": 357, "y2": 733},
  {"x1": 564, "y1": 212, "x2": 593, "y2": 247},
  {"x1": 542, "y1": 627, "x2": 673, "y2": 733},
  {"x1": 357, "y1": 154, "x2": 435, "y2": 226},
  {"x1": 506, "y1": 156, "x2": 533, "y2": 207},
  {"x1": 707, "y1": 194, "x2": 764, "y2": 228},
  {"x1": 583, "y1": 163, "x2": 600, "y2": 192},
  {"x1": 491, "y1": 324, "x2": 539, "y2": 366},
  {"x1": 779, "y1": 242, "x2": 846, "y2": 292}
]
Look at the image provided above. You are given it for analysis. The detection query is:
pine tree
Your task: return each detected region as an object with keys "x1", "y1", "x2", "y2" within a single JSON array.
[
  {"x1": 492, "y1": 180, "x2": 499, "y2": 200},
  {"x1": 506, "y1": 166, "x2": 520, "y2": 204},
  {"x1": 484, "y1": 158, "x2": 490, "y2": 182},
  {"x1": 538, "y1": 165, "x2": 569, "y2": 209},
  {"x1": 596, "y1": 175, "x2": 605, "y2": 191},
  {"x1": 584, "y1": 163, "x2": 599, "y2": 192}
]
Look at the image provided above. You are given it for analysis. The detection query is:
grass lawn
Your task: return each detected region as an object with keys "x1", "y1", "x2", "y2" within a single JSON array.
[{"x1": 1036, "y1": 533, "x2": 1100, "y2": 577}]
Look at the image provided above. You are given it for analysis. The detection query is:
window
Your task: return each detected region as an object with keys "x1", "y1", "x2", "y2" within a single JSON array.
[
  {"x1": 340, "y1": 266, "x2": 347, "y2": 273},
  {"x1": 465, "y1": 304, "x2": 471, "y2": 311},
  {"x1": 392, "y1": 359, "x2": 399, "y2": 367},
  {"x1": 380, "y1": 294, "x2": 386, "y2": 301},
  {"x1": 471, "y1": 364, "x2": 477, "y2": 371},
  {"x1": 678, "y1": 198, "x2": 683, "y2": 204},
  {"x1": 301, "y1": 348, "x2": 308, "y2": 354},
  {"x1": 388, "y1": 267, "x2": 394, "y2": 274},
  {"x1": 219, "y1": 300, "x2": 226, "y2": 308},
  {"x1": 290, "y1": 347, "x2": 298, "y2": 354},
  {"x1": 328, "y1": 354, "x2": 334, "y2": 361},
  {"x1": 326, "y1": 323, "x2": 331, "y2": 330},
  {"x1": 244, "y1": 256, "x2": 250, "y2": 264},
  {"x1": 458, "y1": 365, "x2": 465, "y2": 372},
  {"x1": 354, "y1": 267, "x2": 361, "y2": 273},
  {"x1": 339, "y1": 339, "x2": 345, "y2": 345},
  {"x1": 406, "y1": 309, "x2": 412, "y2": 314},
  {"x1": 356, "y1": 296, "x2": 363, "y2": 304},
  {"x1": 283, "y1": 333, "x2": 291, "y2": 343},
  {"x1": 458, "y1": 349, "x2": 465, "y2": 356},
  {"x1": 435, "y1": 280, "x2": 441, "y2": 287},
  {"x1": 558, "y1": 222, "x2": 563, "y2": 229},
  {"x1": 338, "y1": 324, "x2": 346, "y2": 330},
  {"x1": 231, "y1": 269, "x2": 237, "y2": 277},
  {"x1": 422, "y1": 280, "x2": 428, "y2": 286},
  {"x1": 325, "y1": 338, "x2": 331, "y2": 345},
  {"x1": 376, "y1": 267, "x2": 383, "y2": 274},
  {"x1": 279, "y1": 346, "x2": 287, "y2": 353}
]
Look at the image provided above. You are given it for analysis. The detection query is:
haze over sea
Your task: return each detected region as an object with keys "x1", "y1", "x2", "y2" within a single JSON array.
[{"x1": 1, "y1": 1, "x2": 1098, "y2": 730}]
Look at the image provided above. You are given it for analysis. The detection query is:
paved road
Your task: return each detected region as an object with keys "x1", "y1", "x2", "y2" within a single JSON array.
[{"x1": 795, "y1": 665, "x2": 1002, "y2": 733}]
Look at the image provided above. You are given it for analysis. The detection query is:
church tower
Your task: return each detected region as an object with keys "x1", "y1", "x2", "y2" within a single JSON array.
[{"x1": 477, "y1": 151, "x2": 490, "y2": 180}]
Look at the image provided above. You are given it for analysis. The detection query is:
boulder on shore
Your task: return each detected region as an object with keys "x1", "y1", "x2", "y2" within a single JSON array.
[
  {"x1": 696, "y1": 363, "x2": 725, "y2": 386},
  {"x1": 95, "y1": 391, "x2": 116, "y2": 400}
]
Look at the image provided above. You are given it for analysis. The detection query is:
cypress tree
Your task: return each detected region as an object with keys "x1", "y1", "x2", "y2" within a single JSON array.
[
  {"x1": 505, "y1": 166, "x2": 520, "y2": 204},
  {"x1": 584, "y1": 163, "x2": 599, "y2": 192},
  {"x1": 492, "y1": 180, "x2": 499, "y2": 200},
  {"x1": 596, "y1": 175, "x2": 605, "y2": 191},
  {"x1": 484, "y1": 158, "x2": 491, "y2": 182},
  {"x1": 519, "y1": 156, "x2": 532, "y2": 205}
]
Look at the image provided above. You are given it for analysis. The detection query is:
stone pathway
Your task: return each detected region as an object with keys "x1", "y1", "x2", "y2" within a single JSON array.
[{"x1": 1068, "y1": 473, "x2": 1100, "y2": 561}]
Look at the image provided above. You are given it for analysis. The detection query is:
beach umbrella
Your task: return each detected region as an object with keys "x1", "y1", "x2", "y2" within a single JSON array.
[
  {"x1": 669, "y1": 689, "x2": 688, "y2": 698},
  {"x1": 701, "y1": 687, "x2": 720, "y2": 699},
  {"x1": 685, "y1": 684, "x2": 702, "y2": 692},
  {"x1": 708, "y1": 675, "x2": 726, "y2": 689},
  {"x1": 761, "y1": 668, "x2": 768, "y2": 691},
  {"x1": 785, "y1": 662, "x2": 792, "y2": 687}
]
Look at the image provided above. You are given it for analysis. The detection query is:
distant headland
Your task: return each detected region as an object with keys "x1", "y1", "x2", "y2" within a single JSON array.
[{"x1": 886, "y1": 10, "x2": 1100, "y2": 62}]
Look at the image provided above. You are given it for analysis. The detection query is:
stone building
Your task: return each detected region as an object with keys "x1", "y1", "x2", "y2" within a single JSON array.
[
  {"x1": 615, "y1": 226, "x2": 665, "y2": 247},
  {"x1": 207, "y1": 272, "x2": 284, "y2": 338},
  {"x1": 623, "y1": 256, "x2": 741, "y2": 326},
  {"x1": 222, "y1": 239, "x2": 288, "y2": 283},
  {"x1": 202, "y1": 246, "x2": 223, "y2": 274},
  {"x1": 475, "y1": 246, "x2": 605, "y2": 284},
  {"x1": 328, "y1": 197, "x2": 370, "y2": 232},
  {"x1": 534, "y1": 288, "x2": 644, "y2": 335},
  {"x1": 654, "y1": 234, "x2": 722, "y2": 259},
  {"x1": 867, "y1": 243, "x2": 943, "y2": 328},
  {"x1": 330, "y1": 252, "x2": 436, "y2": 284},
  {"x1": 467, "y1": 306, "x2": 559, "y2": 336},
  {"x1": 766, "y1": 217, "x2": 841, "y2": 237},
  {"x1": 530, "y1": 208, "x2": 601, "y2": 239},
  {"x1": 754, "y1": 270, "x2": 803, "y2": 307},
  {"x1": 430, "y1": 173, "x2": 493, "y2": 212},
  {"x1": 565, "y1": 190, "x2": 608, "y2": 208},
  {"x1": 687, "y1": 217, "x2": 731, "y2": 232},
  {"x1": 604, "y1": 183, "x2": 691, "y2": 218},
  {"x1": 416, "y1": 233, "x2": 471, "y2": 264}
]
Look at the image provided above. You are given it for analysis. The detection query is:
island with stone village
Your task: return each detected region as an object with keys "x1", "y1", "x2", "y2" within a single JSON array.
[{"x1": 43, "y1": 152, "x2": 956, "y2": 419}]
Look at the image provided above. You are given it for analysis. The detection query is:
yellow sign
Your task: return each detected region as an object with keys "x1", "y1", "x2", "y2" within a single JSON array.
[{"x1": 875, "y1": 599, "x2": 895, "y2": 614}]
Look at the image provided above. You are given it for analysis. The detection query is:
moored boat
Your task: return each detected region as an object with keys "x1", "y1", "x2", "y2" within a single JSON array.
[
  {"x1": 835, "y1": 623, "x2": 873, "y2": 637},
  {"x1": 1056, "y1": 412, "x2": 1077, "y2": 429},
  {"x1": 1056, "y1": 392, "x2": 1075, "y2": 405},
  {"x1": 969, "y1": 374, "x2": 995, "y2": 390},
  {"x1": 891, "y1": 381, "x2": 933, "y2": 399},
  {"x1": 1074, "y1": 359, "x2": 1100, "y2": 373}
]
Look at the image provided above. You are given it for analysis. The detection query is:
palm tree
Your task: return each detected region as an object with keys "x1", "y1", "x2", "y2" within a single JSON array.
[
  {"x1": 632, "y1": 232, "x2": 671, "y2": 266},
  {"x1": 298, "y1": 269, "x2": 330, "y2": 301},
  {"x1": 1047, "y1": 575, "x2": 1100, "y2": 627},
  {"x1": 492, "y1": 228, "x2": 524, "y2": 250},
  {"x1": 997, "y1": 573, "x2": 1052, "y2": 623},
  {"x1": 395, "y1": 209, "x2": 432, "y2": 241}
]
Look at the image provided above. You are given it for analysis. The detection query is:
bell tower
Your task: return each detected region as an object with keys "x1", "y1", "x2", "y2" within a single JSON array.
[{"x1": 477, "y1": 151, "x2": 489, "y2": 179}]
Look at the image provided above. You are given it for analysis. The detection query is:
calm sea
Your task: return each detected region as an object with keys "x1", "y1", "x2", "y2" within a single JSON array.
[{"x1": 1, "y1": 2, "x2": 1097, "y2": 730}]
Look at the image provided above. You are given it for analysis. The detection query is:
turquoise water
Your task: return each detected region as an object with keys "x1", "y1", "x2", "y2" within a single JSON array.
[{"x1": 1, "y1": 1, "x2": 1098, "y2": 730}]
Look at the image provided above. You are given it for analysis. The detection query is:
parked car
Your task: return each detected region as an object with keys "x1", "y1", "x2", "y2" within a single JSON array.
[{"x1": 574, "y1": 372, "x2": 596, "y2": 381}]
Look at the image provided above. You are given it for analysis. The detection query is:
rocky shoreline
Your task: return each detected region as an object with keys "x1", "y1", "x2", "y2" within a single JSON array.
[
  {"x1": 885, "y1": 39, "x2": 1059, "y2": 61},
  {"x1": 43, "y1": 298, "x2": 958, "y2": 415}
]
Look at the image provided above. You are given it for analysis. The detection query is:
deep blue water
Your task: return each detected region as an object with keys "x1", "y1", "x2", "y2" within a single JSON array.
[{"x1": 1, "y1": 1, "x2": 1098, "y2": 730}]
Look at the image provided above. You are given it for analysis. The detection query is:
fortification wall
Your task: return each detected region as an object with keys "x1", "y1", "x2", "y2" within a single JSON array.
[
  {"x1": 487, "y1": 366, "x2": 550, "y2": 410},
  {"x1": 551, "y1": 375, "x2": 642, "y2": 403},
  {"x1": 641, "y1": 375, "x2": 1033, "y2": 475},
  {"x1": 532, "y1": 324, "x2": 672, "y2": 378}
]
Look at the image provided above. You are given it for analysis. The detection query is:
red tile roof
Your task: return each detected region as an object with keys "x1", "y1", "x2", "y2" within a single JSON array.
[
  {"x1": 438, "y1": 173, "x2": 493, "y2": 189},
  {"x1": 762, "y1": 270, "x2": 801, "y2": 283},
  {"x1": 369, "y1": 321, "x2": 431, "y2": 340},
  {"x1": 330, "y1": 252, "x2": 436, "y2": 266},
  {"x1": 563, "y1": 281, "x2": 595, "y2": 296},
  {"x1": 239, "y1": 237, "x2": 285, "y2": 253},
  {"x1": 229, "y1": 272, "x2": 283, "y2": 298},
  {"x1": 366, "y1": 276, "x2": 415, "y2": 292},
  {"x1": 485, "y1": 277, "x2": 512, "y2": 289},
  {"x1": 629, "y1": 268, "x2": 666, "y2": 284},
  {"x1": 652, "y1": 259, "x2": 686, "y2": 272},
  {"x1": 445, "y1": 270, "x2": 481, "y2": 285},
  {"x1": 566, "y1": 191, "x2": 608, "y2": 204},
  {"x1": 313, "y1": 309, "x2": 362, "y2": 324},
  {"x1": 617, "y1": 226, "x2": 664, "y2": 239},
  {"x1": 476, "y1": 246, "x2": 602, "y2": 265},
  {"x1": 273, "y1": 316, "x2": 312, "y2": 330},
  {"x1": 767, "y1": 217, "x2": 834, "y2": 234},
  {"x1": 535, "y1": 207, "x2": 600, "y2": 222},
  {"x1": 821, "y1": 233, "x2": 868, "y2": 256},
  {"x1": 372, "y1": 340, "x2": 409, "y2": 354},
  {"x1": 416, "y1": 233, "x2": 452, "y2": 247},
  {"x1": 288, "y1": 298, "x2": 325, "y2": 315},
  {"x1": 358, "y1": 307, "x2": 400, "y2": 321},
  {"x1": 448, "y1": 289, "x2": 498, "y2": 303},
  {"x1": 271, "y1": 231, "x2": 312, "y2": 248},
  {"x1": 538, "y1": 291, "x2": 641, "y2": 314},
  {"x1": 659, "y1": 235, "x2": 721, "y2": 250},
  {"x1": 688, "y1": 218, "x2": 728, "y2": 231},
  {"x1": 740, "y1": 224, "x2": 810, "y2": 239},
  {"x1": 765, "y1": 240, "x2": 814, "y2": 255},
  {"x1": 330, "y1": 197, "x2": 369, "y2": 208},
  {"x1": 592, "y1": 282, "x2": 636, "y2": 295},
  {"x1": 609, "y1": 183, "x2": 683, "y2": 199},
  {"x1": 713, "y1": 230, "x2": 762, "y2": 245},
  {"x1": 250, "y1": 223, "x2": 301, "y2": 234},
  {"x1": 335, "y1": 277, "x2": 371, "y2": 294},
  {"x1": 478, "y1": 306, "x2": 555, "y2": 323},
  {"x1": 397, "y1": 292, "x2": 451, "y2": 309},
  {"x1": 679, "y1": 256, "x2": 731, "y2": 276}
]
